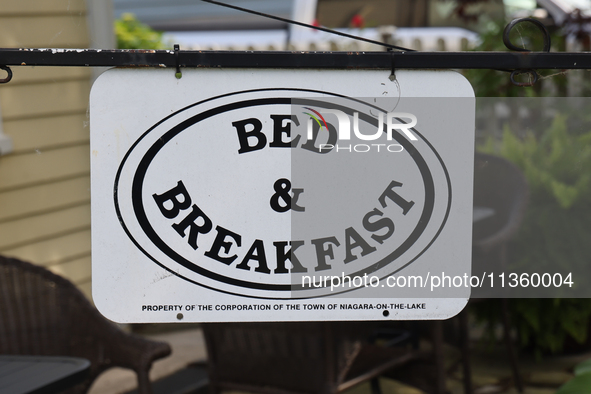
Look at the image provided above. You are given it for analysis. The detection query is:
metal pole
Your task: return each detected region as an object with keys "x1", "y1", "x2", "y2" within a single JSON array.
[{"x1": 0, "y1": 48, "x2": 590, "y2": 70}]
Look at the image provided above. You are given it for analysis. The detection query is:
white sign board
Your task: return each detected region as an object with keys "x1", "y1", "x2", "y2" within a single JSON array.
[{"x1": 91, "y1": 68, "x2": 474, "y2": 323}]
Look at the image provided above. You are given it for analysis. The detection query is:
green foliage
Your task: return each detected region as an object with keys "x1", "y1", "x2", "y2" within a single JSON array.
[
  {"x1": 476, "y1": 113, "x2": 591, "y2": 356},
  {"x1": 481, "y1": 115, "x2": 591, "y2": 209},
  {"x1": 474, "y1": 298, "x2": 591, "y2": 356},
  {"x1": 574, "y1": 358, "x2": 591, "y2": 377},
  {"x1": 115, "y1": 13, "x2": 168, "y2": 50},
  {"x1": 556, "y1": 357, "x2": 591, "y2": 394},
  {"x1": 513, "y1": 299, "x2": 591, "y2": 355},
  {"x1": 556, "y1": 372, "x2": 591, "y2": 394}
]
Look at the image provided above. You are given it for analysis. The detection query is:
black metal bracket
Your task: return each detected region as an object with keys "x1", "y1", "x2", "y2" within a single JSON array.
[
  {"x1": 502, "y1": 18, "x2": 552, "y2": 86},
  {"x1": 0, "y1": 48, "x2": 588, "y2": 70},
  {"x1": 0, "y1": 18, "x2": 587, "y2": 86}
]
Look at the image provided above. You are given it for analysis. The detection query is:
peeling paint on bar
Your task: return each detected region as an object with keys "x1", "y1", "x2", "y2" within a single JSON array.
[{"x1": 0, "y1": 48, "x2": 589, "y2": 70}]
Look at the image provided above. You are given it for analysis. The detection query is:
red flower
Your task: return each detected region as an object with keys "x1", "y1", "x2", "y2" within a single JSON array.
[{"x1": 350, "y1": 14, "x2": 364, "y2": 28}]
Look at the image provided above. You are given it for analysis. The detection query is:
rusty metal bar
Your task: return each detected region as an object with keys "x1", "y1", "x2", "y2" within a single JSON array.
[{"x1": 0, "y1": 48, "x2": 590, "y2": 70}]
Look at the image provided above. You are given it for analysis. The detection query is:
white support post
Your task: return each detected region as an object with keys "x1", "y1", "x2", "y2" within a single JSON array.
[
  {"x1": 85, "y1": 0, "x2": 116, "y2": 81},
  {"x1": 289, "y1": 0, "x2": 318, "y2": 48},
  {"x1": 0, "y1": 105, "x2": 12, "y2": 156}
]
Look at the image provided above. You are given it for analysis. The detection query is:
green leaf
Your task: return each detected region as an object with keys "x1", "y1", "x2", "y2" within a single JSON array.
[
  {"x1": 574, "y1": 359, "x2": 591, "y2": 377},
  {"x1": 115, "y1": 13, "x2": 169, "y2": 50},
  {"x1": 556, "y1": 372, "x2": 591, "y2": 394}
]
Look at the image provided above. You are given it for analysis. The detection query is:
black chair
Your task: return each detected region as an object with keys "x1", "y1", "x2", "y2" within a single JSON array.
[
  {"x1": 202, "y1": 321, "x2": 418, "y2": 394},
  {"x1": 0, "y1": 255, "x2": 172, "y2": 394}
]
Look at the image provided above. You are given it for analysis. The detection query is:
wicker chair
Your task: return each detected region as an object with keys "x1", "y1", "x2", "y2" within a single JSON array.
[
  {"x1": 202, "y1": 321, "x2": 417, "y2": 394},
  {"x1": 0, "y1": 255, "x2": 172, "y2": 394}
]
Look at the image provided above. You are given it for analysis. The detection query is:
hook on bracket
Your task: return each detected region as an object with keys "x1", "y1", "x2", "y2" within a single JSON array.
[
  {"x1": 0, "y1": 66, "x2": 13, "y2": 83},
  {"x1": 389, "y1": 51, "x2": 396, "y2": 81},
  {"x1": 174, "y1": 44, "x2": 182, "y2": 79},
  {"x1": 510, "y1": 69, "x2": 539, "y2": 87}
]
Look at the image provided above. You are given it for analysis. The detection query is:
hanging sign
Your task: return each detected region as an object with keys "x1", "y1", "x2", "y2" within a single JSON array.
[{"x1": 90, "y1": 68, "x2": 475, "y2": 323}]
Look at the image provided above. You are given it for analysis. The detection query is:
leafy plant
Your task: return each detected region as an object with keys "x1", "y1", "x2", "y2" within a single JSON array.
[
  {"x1": 475, "y1": 113, "x2": 591, "y2": 356},
  {"x1": 481, "y1": 114, "x2": 591, "y2": 209},
  {"x1": 115, "y1": 13, "x2": 168, "y2": 50},
  {"x1": 474, "y1": 298, "x2": 591, "y2": 356},
  {"x1": 556, "y1": 357, "x2": 591, "y2": 394}
]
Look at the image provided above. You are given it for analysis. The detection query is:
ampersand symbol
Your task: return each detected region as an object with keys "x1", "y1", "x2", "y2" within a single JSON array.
[
  {"x1": 270, "y1": 179, "x2": 306, "y2": 213},
  {"x1": 270, "y1": 178, "x2": 292, "y2": 213}
]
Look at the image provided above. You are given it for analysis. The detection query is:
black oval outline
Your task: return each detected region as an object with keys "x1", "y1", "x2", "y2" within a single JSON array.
[
  {"x1": 133, "y1": 98, "x2": 432, "y2": 290},
  {"x1": 114, "y1": 88, "x2": 451, "y2": 299}
]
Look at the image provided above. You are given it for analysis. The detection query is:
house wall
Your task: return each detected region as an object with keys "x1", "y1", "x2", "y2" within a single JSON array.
[{"x1": 0, "y1": 0, "x2": 94, "y2": 298}]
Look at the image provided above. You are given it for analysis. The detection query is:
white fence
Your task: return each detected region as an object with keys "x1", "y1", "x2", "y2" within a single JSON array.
[{"x1": 164, "y1": 26, "x2": 479, "y2": 52}]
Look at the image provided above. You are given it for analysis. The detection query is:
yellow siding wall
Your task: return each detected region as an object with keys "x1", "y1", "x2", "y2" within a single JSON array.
[{"x1": 0, "y1": 0, "x2": 93, "y2": 298}]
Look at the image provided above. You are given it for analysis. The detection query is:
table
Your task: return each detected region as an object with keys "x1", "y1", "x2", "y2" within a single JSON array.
[{"x1": 0, "y1": 355, "x2": 90, "y2": 394}]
